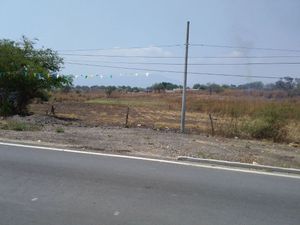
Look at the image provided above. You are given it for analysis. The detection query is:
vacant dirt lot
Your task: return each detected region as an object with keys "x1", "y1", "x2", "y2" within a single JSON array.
[
  {"x1": 1, "y1": 90, "x2": 299, "y2": 168},
  {"x1": 29, "y1": 90, "x2": 300, "y2": 142},
  {"x1": 0, "y1": 115, "x2": 299, "y2": 169}
]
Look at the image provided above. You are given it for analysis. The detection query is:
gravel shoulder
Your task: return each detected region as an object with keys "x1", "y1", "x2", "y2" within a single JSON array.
[{"x1": 0, "y1": 115, "x2": 299, "y2": 169}]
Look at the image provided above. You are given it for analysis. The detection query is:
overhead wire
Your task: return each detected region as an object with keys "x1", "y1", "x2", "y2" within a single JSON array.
[
  {"x1": 65, "y1": 61, "x2": 287, "y2": 79},
  {"x1": 60, "y1": 53, "x2": 300, "y2": 59},
  {"x1": 2, "y1": 41, "x2": 299, "y2": 79},
  {"x1": 190, "y1": 43, "x2": 300, "y2": 53},
  {"x1": 64, "y1": 59, "x2": 300, "y2": 66},
  {"x1": 57, "y1": 43, "x2": 300, "y2": 53},
  {"x1": 56, "y1": 44, "x2": 184, "y2": 52},
  {"x1": 60, "y1": 53, "x2": 184, "y2": 58}
]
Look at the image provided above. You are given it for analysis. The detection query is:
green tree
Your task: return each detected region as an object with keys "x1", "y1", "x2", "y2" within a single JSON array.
[
  {"x1": 193, "y1": 83, "x2": 208, "y2": 90},
  {"x1": 151, "y1": 83, "x2": 165, "y2": 93},
  {"x1": 275, "y1": 76, "x2": 294, "y2": 91},
  {"x1": 161, "y1": 82, "x2": 179, "y2": 90},
  {"x1": 238, "y1": 81, "x2": 264, "y2": 90},
  {"x1": 105, "y1": 86, "x2": 116, "y2": 97},
  {"x1": 0, "y1": 37, "x2": 72, "y2": 116},
  {"x1": 207, "y1": 83, "x2": 224, "y2": 94},
  {"x1": 275, "y1": 77, "x2": 300, "y2": 97}
]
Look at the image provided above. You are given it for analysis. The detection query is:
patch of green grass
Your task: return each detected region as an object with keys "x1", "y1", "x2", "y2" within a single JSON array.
[
  {"x1": 0, "y1": 121, "x2": 41, "y2": 131},
  {"x1": 55, "y1": 127, "x2": 65, "y2": 133},
  {"x1": 244, "y1": 105, "x2": 289, "y2": 142},
  {"x1": 86, "y1": 98, "x2": 166, "y2": 107}
]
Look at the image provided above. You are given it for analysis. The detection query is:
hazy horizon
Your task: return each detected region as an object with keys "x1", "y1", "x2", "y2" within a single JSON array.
[{"x1": 1, "y1": 0, "x2": 300, "y2": 87}]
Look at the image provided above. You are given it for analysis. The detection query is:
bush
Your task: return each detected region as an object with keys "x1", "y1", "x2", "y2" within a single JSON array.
[
  {"x1": 245, "y1": 106, "x2": 288, "y2": 142},
  {"x1": 55, "y1": 127, "x2": 64, "y2": 133},
  {"x1": 0, "y1": 37, "x2": 72, "y2": 116},
  {"x1": 0, "y1": 100, "x2": 14, "y2": 116},
  {"x1": 105, "y1": 86, "x2": 116, "y2": 98},
  {"x1": 0, "y1": 121, "x2": 41, "y2": 131}
]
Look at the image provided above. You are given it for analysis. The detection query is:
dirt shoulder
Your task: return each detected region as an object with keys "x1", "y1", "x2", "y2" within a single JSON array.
[{"x1": 0, "y1": 115, "x2": 299, "y2": 169}]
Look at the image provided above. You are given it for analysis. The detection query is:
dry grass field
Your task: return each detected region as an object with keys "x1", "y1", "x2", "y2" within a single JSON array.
[{"x1": 29, "y1": 89, "x2": 300, "y2": 143}]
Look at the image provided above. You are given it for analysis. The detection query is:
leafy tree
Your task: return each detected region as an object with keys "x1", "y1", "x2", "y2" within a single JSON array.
[
  {"x1": 161, "y1": 82, "x2": 179, "y2": 90},
  {"x1": 0, "y1": 37, "x2": 72, "y2": 115},
  {"x1": 238, "y1": 81, "x2": 264, "y2": 90},
  {"x1": 274, "y1": 76, "x2": 300, "y2": 97},
  {"x1": 207, "y1": 83, "x2": 224, "y2": 94},
  {"x1": 275, "y1": 76, "x2": 295, "y2": 91},
  {"x1": 105, "y1": 86, "x2": 116, "y2": 97},
  {"x1": 295, "y1": 78, "x2": 300, "y2": 89},
  {"x1": 264, "y1": 83, "x2": 275, "y2": 90},
  {"x1": 149, "y1": 82, "x2": 179, "y2": 93},
  {"x1": 151, "y1": 83, "x2": 165, "y2": 93},
  {"x1": 131, "y1": 87, "x2": 141, "y2": 92},
  {"x1": 90, "y1": 85, "x2": 101, "y2": 91},
  {"x1": 221, "y1": 84, "x2": 230, "y2": 89},
  {"x1": 193, "y1": 83, "x2": 208, "y2": 90}
]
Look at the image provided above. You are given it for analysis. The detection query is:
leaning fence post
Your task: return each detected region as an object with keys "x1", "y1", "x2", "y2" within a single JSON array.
[
  {"x1": 125, "y1": 106, "x2": 130, "y2": 128},
  {"x1": 51, "y1": 105, "x2": 56, "y2": 116},
  {"x1": 209, "y1": 113, "x2": 215, "y2": 136}
]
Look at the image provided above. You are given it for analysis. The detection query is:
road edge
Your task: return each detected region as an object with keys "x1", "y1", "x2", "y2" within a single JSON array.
[
  {"x1": 1, "y1": 141, "x2": 300, "y2": 178},
  {"x1": 177, "y1": 156, "x2": 300, "y2": 175}
]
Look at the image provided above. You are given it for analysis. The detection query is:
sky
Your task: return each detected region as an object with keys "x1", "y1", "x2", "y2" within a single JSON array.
[{"x1": 1, "y1": 0, "x2": 300, "y2": 87}]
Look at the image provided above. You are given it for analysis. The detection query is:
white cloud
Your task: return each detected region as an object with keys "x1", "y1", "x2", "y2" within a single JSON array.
[
  {"x1": 105, "y1": 46, "x2": 173, "y2": 57},
  {"x1": 225, "y1": 50, "x2": 246, "y2": 57}
]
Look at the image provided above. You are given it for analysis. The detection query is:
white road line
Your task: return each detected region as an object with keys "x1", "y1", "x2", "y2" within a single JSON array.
[
  {"x1": 113, "y1": 211, "x2": 120, "y2": 216},
  {"x1": 0, "y1": 141, "x2": 299, "y2": 179}
]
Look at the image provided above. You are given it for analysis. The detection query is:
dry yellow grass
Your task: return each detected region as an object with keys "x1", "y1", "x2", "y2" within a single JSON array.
[{"x1": 30, "y1": 90, "x2": 300, "y2": 142}]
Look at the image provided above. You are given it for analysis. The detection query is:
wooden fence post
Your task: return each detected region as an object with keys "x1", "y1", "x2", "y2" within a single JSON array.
[
  {"x1": 209, "y1": 113, "x2": 215, "y2": 136},
  {"x1": 125, "y1": 106, "x2": 130, "y2": 128}
]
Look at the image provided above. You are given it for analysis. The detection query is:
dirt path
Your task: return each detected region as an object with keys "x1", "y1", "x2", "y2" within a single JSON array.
[{"x1": 0, "y1": 115, "x2": 299, "y2": 169}]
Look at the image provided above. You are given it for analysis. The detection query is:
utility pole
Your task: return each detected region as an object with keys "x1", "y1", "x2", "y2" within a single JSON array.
[{"x1": 180, "y1": 21, "x2": 190, "y2": 133}]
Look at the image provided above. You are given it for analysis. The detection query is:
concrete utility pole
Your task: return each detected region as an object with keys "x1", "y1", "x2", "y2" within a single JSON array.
[{"x1": 180, "y1": 21, "x2": 190, "y2": 133}]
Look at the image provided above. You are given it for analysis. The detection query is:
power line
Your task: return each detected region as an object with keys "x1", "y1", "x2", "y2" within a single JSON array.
[
  {"x1": 61, "y1": 53, "x2": 184, "y2": 58},
  {"x1": 193, "y1": 62, "x2": 300, "y2": 66},
  {"x1": 64, "y1": 59, "x2": 300, "y2": 66},
  {"x1": 191, "y1": 43, "x2": 300, "y2": 53},
  {"x1": 3, "y1": 51, "x2": 300, "y2": 59},
  {"x1": 65, "y1": 61, "x2": 287, "y2": 79},
  {"x1": 57, "y1": 44, "x2": 183, "y2": 52},
  {"x1": 57, "y1": 43, "x2": 300, "y2": 53},
  {"x1": 194, "y1": 55, "x2": 300, "y2": 59},
  {"x1": 60, "y1": 53, "x2": 300, "y2": 59}
]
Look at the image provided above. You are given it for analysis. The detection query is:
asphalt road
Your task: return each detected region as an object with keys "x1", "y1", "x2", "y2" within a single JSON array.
[{"x1": 0, "y1": 143, "x2": 299, "y2": 225}]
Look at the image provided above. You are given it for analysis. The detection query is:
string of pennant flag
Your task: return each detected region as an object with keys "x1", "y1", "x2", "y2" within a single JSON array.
[
  {"x1": 0, "y1": 71, "x2": 58, "y2": 78},
  {"x1": 0, "y1": 71, "x2": 151, "y2": 79},
  {"x1": 74, "y1": 72, "x2": 150, "y2": 79}
]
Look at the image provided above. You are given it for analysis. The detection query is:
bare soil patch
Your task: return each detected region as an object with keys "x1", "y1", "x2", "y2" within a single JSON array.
[{"x1": 1, "y1": 115, "x2": 299, "y2": 169}]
